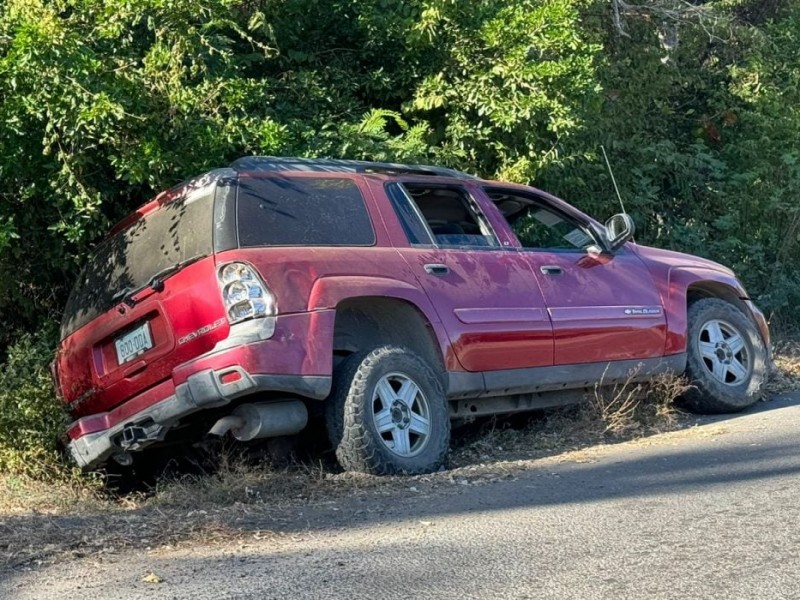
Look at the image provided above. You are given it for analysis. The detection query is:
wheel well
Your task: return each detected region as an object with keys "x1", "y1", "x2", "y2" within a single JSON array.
[
  {"x1": 332, "y1": 297, "x2": 445, "y2": 377},
  {"x1": 687, "y1": 282, "x2": 749, "y2": 315}
]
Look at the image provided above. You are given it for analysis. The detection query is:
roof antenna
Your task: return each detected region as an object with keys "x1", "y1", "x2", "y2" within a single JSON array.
[{"x1": 601, "y1": 145, "x2": 627, "y2": 215}]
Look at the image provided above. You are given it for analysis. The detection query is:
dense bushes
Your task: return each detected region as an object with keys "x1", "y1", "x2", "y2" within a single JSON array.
[
  {"x1": 1, "y1": 0, "x2": 798, "y2": 335},
  {"x1": 0, "y1": 0, "x2": 798, "y2": 472},
  {"x1": 535, "y1": 7, "x2": 800, "y2": 328},
  {"x1": 0, "y1": 327, "x2": 68, "y2": 475},
  {"x1": 0, "y1": 0, "x2": 795, "y2": 337}
]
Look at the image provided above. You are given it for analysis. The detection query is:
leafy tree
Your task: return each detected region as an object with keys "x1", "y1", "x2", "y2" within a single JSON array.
[{"x1": 0, "y1": 0, "x2": 799, "y2": 473}]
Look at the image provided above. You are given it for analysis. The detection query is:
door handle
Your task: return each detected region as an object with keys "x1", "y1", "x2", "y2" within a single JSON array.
[
  {"x1": 424, "y1": 264, "x2": 450, "y2": 276},
  {"x1": 539, "y1": 265, "x2": 563, "y2": 276},
  {"x1": 123, "y1": 360, "x2": 147, "y2": 379}
]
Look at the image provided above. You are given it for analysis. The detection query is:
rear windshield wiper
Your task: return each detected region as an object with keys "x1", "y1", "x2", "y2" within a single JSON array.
[
  {"x1": 147, "y1": 254, "x2": 208, "y2": 291},
  {"x1": 111, "y1": 254, "x2": 208, "y2": 308}
]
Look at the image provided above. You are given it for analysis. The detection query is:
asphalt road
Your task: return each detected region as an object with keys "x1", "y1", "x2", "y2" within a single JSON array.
[{"x1": 4, "y1": 394, "x2": 800, "y2": 599}]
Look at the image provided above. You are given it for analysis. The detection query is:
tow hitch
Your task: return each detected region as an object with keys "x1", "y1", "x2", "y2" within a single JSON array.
[{"x1": 119, "y1": 421, "x2": 165, "y2": 451}]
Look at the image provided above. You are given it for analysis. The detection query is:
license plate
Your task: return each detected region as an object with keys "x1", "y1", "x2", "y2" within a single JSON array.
[{"x1": 115, "y1": 322, "x2": 153, "y2": 365}]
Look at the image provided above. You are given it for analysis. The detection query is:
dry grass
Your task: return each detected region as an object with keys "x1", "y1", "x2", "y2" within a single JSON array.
[
  {"x1": 0, "y1": 473, "x2": 104, "y2": 515},
  {"x1": 451, "y1": 371, "x2": 690, "y2": 467},
  {"x1": 587, "y1": 372, "x2": 689, "y2": 436},
  {"x1": 2, "y1": 351, "x2": 799, "y2": 573},
  {"x1": 767, "y1": 338, "x2": 800, "y2": 395}
]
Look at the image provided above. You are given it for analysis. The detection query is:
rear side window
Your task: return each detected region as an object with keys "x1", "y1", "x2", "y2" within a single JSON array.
[
  {"x1": 61, "y1": 183, "x2": 215, "y2": 338},
  {"x1": 389, "y1": 183, "x2": 498, "y2": 249},
  {"x1": 237, "y1": 177, "x2": 374, "y2": 247}
]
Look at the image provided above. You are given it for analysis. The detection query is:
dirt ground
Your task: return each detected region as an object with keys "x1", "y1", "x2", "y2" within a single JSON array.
[
  {"x1": 4, "y1": 392, "x2": 800, "y2": 599},
  {"x1": 1, "y1": 341, "x2": 798, "y2": 579}
]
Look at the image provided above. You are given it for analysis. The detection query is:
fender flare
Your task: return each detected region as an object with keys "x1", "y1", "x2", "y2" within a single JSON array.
[
  {"x1": 665, "y1": 267, "x2": 749, "y2": 354},
  {"x1": 307, "y1": 275, "x2": 453, "y2": 368}
]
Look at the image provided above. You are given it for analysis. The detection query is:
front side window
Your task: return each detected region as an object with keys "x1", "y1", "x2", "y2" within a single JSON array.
[
  {"x1": 487, "y1": 190, "x2": 597, "y2": 252},
  {"x1": 389, "y1": 183, "x2": 498, "y2": 249},
  {"x1": 237, "y1": 177, "x2": 375, "y2": 247}
]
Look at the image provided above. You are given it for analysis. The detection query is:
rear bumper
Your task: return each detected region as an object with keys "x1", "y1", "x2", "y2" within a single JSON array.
[
  {"x1": 68, "y1": 368, "x2": 330, "y2": 468},
  {"x1": 66, "y1": 313, "x2": 334, "y2": 469}
]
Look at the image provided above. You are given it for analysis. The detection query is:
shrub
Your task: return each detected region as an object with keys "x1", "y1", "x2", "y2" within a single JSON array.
[{"x1": 0, "y1": 326, "x2": 70, "y2": 477}]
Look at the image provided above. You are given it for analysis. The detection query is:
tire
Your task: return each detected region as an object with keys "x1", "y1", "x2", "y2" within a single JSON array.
[
  {"x1": 681, "y1": 298, "x2": 767, "y2": 414},
  {"x1": 325, "y1": 346, "x2": 450, "y2": 475}
]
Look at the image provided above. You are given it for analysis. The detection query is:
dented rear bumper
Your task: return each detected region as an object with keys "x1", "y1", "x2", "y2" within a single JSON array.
[
  {"x1": 66, "y1": 314, "x2": 332, "y2": 469},
  {"x1": 68, "y1": 368, "x2": 329, "y2": 468}
]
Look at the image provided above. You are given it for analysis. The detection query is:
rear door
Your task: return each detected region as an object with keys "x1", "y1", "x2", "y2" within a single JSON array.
[
  {"x1": 483, "y1": 187, "x2": 666, "y2": 366},
  {"x1": 375, "y1": 180, "x2": 553, "y2": 372}
]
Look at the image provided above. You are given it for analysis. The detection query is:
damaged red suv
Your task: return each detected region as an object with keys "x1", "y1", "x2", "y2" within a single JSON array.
[{"x1": 54, "y1": 157, "x2": 770, "y2": 475}]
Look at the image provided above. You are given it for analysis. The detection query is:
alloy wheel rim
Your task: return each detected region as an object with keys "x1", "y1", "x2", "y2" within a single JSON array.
[
  {"x1": 697, "y1": 319, "x2": 751, "y2": 386},
  {"x1": 372, "y1": 372, "x2": 431, "y2": 457}
]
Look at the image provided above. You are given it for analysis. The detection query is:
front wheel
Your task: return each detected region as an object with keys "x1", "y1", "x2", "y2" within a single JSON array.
[
  {"x1": 326, "y1": 346, "x2": 450, "y2": 475},
  {"x1": 682, "y1": 298, "x2": 767, "y2": 414}
]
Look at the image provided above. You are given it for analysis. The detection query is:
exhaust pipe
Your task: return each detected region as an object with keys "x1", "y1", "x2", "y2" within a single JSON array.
[
  {"x1": 209, "y1": 401, "x2": 308, "y2": 441},
  {"x1": 208, "y1": 415, "x2": 244, "y2": 437}
]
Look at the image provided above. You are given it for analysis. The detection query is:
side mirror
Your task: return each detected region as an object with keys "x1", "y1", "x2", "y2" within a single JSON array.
[{"x1": 604, "y1": 213, "x2": 635, "y2": 251}]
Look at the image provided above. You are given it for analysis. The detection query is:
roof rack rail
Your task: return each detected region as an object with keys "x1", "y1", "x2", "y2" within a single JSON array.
[{"x1": 230, "y1": 156, "x2": 476, "y2": 179}]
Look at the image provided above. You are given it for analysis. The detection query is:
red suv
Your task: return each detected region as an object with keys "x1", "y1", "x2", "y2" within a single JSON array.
[{"x1": 54, "y1": 157, "x2": 770, "y2": 475}]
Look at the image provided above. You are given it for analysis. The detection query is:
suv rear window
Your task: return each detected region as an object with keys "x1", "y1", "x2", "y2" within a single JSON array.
[
  {"x1": 61, "y1": 184, "x2": 215, "y2": 338},
  {"x1": 236, "y1": 177, "x2": 374, "y2": 247}
]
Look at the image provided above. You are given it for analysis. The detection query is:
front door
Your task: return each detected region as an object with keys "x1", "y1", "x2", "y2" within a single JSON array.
[{"x1": 483, "y1": 187, "x2": 667, "y2": 366}]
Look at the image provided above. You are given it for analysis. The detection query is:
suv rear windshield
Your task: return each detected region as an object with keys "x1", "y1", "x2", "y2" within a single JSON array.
[
  {"x1": 61, "y1": 183, "x2": 215, "y2": 338},
  {"x1": 236, "y1": 177, "x2": 374, "y2": 247}
]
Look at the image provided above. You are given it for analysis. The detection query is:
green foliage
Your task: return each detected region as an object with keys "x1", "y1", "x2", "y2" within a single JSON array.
[
  {"x1": 533, "y1": 2, "x2": 800, "y2": 324},
  {"x1": 1, "y1": 0, "x2": 795, "y2": 336},
  {"x1": 1, "y1": 0, "x2": 799, "y2": 475},
  {"x1": 405, "y1": 0, "x2": 601, "y2": 180},
  {"x1": 0, "y1": 326, "x2": 70, "y2": 476}
]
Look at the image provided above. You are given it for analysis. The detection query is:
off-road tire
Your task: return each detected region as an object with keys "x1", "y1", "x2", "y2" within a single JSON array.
[
  {"x1": 325, "y1": 346, "x2": 450, "y2": 475},
  {"x1": 681, "y1": 298, "x2": 767, "y2": 414}
]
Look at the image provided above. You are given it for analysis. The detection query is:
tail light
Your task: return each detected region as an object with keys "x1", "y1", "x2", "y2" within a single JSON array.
[{"x1": 217, "y1": 262, "x2": 276, "y2": 324}]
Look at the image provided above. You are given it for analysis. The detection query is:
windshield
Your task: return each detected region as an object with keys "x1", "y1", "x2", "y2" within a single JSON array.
[{"x1": 61, "y1": 183, "x2": 215, "y2": 339}]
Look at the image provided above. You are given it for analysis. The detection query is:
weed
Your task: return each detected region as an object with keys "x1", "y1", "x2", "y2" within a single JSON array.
[
  {"x1": 768, "y1": 338, "x2": 800, "y2": 394},
  {"x1": 586, "y1": 371, "x2": 690, "y2": 437}
]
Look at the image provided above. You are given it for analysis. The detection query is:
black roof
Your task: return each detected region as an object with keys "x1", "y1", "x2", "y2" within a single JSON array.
[{"x1": 230, "y1": 156, "x2": 477, "y2": 179}]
